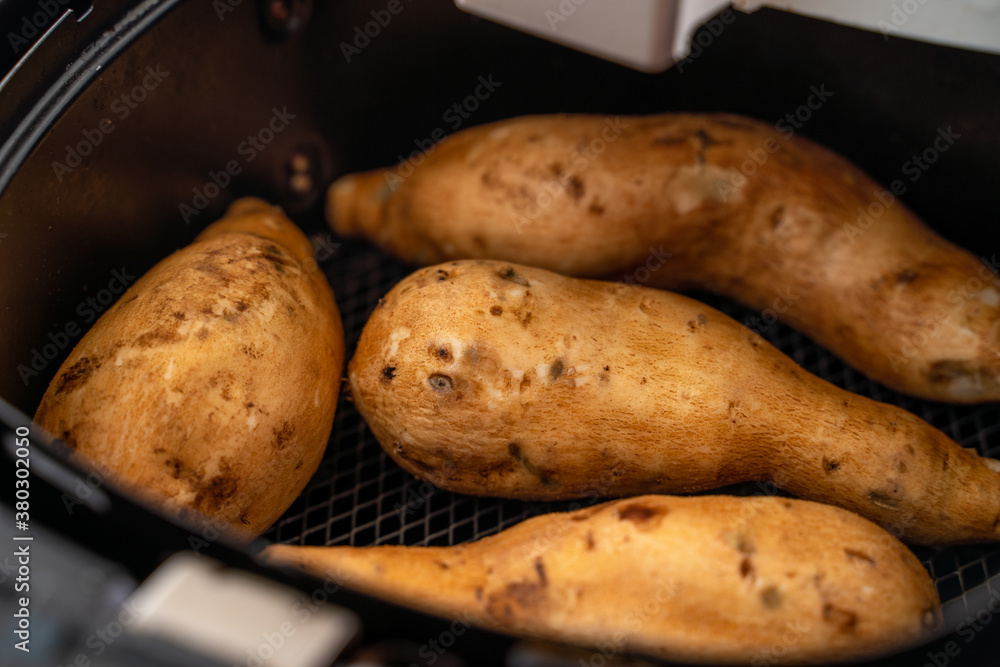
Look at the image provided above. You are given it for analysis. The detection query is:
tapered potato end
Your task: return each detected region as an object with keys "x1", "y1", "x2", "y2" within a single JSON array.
[{"x1": 326, "y1": 170, "x2": 391, "y2": 240}]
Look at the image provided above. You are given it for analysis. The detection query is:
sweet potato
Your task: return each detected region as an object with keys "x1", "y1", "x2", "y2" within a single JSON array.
[
  {"x1": 264, "y1": 495, "x2": 941, "y2": 664},
  {"x1": 35, "y1": 198, "x2": 344, "y2": 539},
  {"x1": 348, "y1": 259, "x2": 1000, "y2": 545},
  {"x1": 328, "y1": 113, "x2": 1000, "y2": 403}
]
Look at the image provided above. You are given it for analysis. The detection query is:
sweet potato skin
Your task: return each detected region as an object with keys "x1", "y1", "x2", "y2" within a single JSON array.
[
  {"x1": 264, "y1": 495, "x2": 941, "y2": 665},
  {"x1": 35, "y1": 198, "x2": 344, "y2": 539},
  {"x1": 329, "y1": 113, "x2": 1000, "y2": 403},
  {"x1": 349, "y1": 260, "x2": 1000, "y2": 545}
]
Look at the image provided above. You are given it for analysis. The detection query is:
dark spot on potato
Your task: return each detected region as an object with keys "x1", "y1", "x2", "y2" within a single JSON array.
[
  {"x1": 588, "y1": 201, "x2": 605, "y2": 215},
  {"x1": 906, "y1": 443, "x2": 915, "y2": 455},
  {"x1": 527, "y1": 134, "x2": 541, "y2": 142},
  {"x1": 239, "y1": 343, "x2": 262, "y2": 359},
  {"x1": 822, "y1": 457, "x2": 840, "y2": 473},
  {"x1": 549, "y1": 359, "x2": 565, "y2": 381},
  {"x1": 942, "y1": 451, "x2": 949, "y2": 471},
  {"x1": 135, "y1": 328, "x2": 181, "y2": 348},
  {"x1": 236, "y1": 300, "x2": 248, "y2": 312},
  {"x1": 640, "y1": 377, "x2": 647, "y2": 385},
  {"x1": 437, "y1": 560, "x2": 449, "y2": 570},
  {"x1": 437, "y1": 347, "x2": 453, "y2": 362},
  {"x1": 770, "y1": 206, "x2": 785, "y2": 229},
  {"x1": 868, "y1": 490, "x2": 901, "y2": 510},
  {"x1": 723, "y1": 530, "x2": 755, "y2": 554},
  {"x1": 498, "y1": 266, "x2": 530, "y2": 287},
  {"x1": 436, "y1": 269, "x2": 449, "y2": 282},
  {"x1": 929, "y1": 359, "x2": 974, "y2": 385},
  {"x1": 534, "y1": 558, "x2": 547, "y2": 585},
  {"x1": 521, "y1": 311, "x2": 532, "y2": 327},
  {"x1": 761, "y1": 586, "x2": 782, "y2": 610},
  {"x1": 823, "y1": 604, "x2": 858, "y2": 633},
  {"x1": 486, "y1": 581, "x2": 546, "y2": 622},
  {"x1": 429, "y1": 374, "x2": 453, "y2": 392},
  {"x1": 895, "y1": 270, "x2": 918, "y2": 285},
  {"x1": 895, "y1": 458, "x2": 908, "y2": 473},
  {"x1": 54, "y1": 357, "x2": 100, "y2": 395},
  {"x1": 153, "y1": 447, "x2": 166, "y2": 454},
  {"x1": 245, "y1": 402, "x2": 254, "y2": 409},
  {"x1": 295, "y1": 460, "x2": 304, "y2": 471},
  {"x1": 508, "y1": 443, "x2": 555, "y2": 486},
  {"x1": 262, "y1": 244, "x2": 292, "y2": 274},
  {"x1": 844, "y1": 549, "x2": 876, "y2": 566},
  {"x1": 567, "y1": 175, "x2": 584, "y2": 201},
  {"x1": 240, "y1": 514, "x2": 250, "y2": 526},
  {"x1": 617, "y1": 503, "x2": 667, "y2": 524},
  {"x1": 603, "y1": 365, "x2": 610, "y2": 372},
  {"x1": 194, "y1": 473, "x2": 238, "y2": 512},
  {"x1": 740, "y1": 557, "x2": 755, "y2": 580},
  {"x1": 490, "y1": 305, "x2": 503, "y2": 316},
  {"x1": 382, "y1": 366, "x2": 396, "y2": 381},
  {"x1": 273, "y1": 421, "x2": 295, "y2": 450},
  {"x1": 173, "y1": 311, "x2": 186, "y2": 320},
  {"x1": 586, "y1": 532, "x2": 595, "y2": 550}
]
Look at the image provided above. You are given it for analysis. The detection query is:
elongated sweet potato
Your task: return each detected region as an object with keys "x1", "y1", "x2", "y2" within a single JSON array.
[
  {"x1": 35, "y1": 198, "x2": 344, "y2": 539},
  {"x1": 349, "y1": 260, "x2": 1000, "y2": 545},
  {"x1": 328, "y1": 113, "x2": 1000, "y2": 403},
  {"x1": 264, "y1": 495, "x2": 941, "y2": 665}
]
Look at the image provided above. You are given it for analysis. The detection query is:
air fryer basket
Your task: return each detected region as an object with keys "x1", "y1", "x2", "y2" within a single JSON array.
[{"x1": 1, "y1": 0, "x2": 998, "y2": 663}]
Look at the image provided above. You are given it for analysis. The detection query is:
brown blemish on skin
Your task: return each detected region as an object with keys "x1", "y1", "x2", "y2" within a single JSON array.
[
  {"x1": 929, "y1": 359, "x2": 975, "y2": 385},
  {"x1": 906, "y1": 444, "x2": 915, "y2": 455},
  {"x1": 740, "y1": 557, "x2": 755, "y2": 580},
  {"x1": 586, "y1": 532, "x2": 595, "y2": 550},
  {"x1": 508, "y1": 443, "x2": 554, "y2": 486},
  {"x1": 549, "y1": 359, "x2": 565, "y2": 381},
  {"x1": 295, "y1": 460, "x2": 304, "y2": 471},
  {"x1": 436, "y1": 346, "x2": 453, "y2": 362},
  {"x1": 54, "y1": 357, "x2": 100, "y2": 395},
  {"x1": 196, "y1": 326, "x2": 210, "y2": 341},
  {"x1": 567, "y1": 175, "x2": 585, "y2": 201},
  {"x1": 823, "y1": 604, "x2": 859, "y2": 634},
  {"x1": 273, "y1": 421, "x2": 294, "y2": 450},
  {"x1": 428, "y1": 374, "x2": 453, "y2": 392},
  {"x1": 588, "y1": 201, "x2": 605, "y2": 215},
  {"x1": 490, "y1": 306, "x2": 503, "y2": 316},
  {"x1": 193, "y1": 473, "x2": 238, "y2": 512},
  {"x1": 687, "y1": 314, "x2": 707, "y2": 332},
  {"x1": 761, "y1": 586, "x2": 782, "y2": 609},
  {"x1": 498, "y1": 266, "x2": 530, "y2": 287},
  {"x1": 723, "y1": 531, "x2": 755, "y2": 554},
  {"x1": 135, "y1": 328, "x2": 181, "y2": 348},
  {"x1": 535, "y1": 558, "x2": 547, "y2": 585},
  {"x1": 173, "y1": 311, "x2": 186, "y2": 320},
  {"x1": 895, "y1": 270, "x2": 918, "y2": 285},
  {"x1": 382, "y1": 366, "x2": 396, "y2": 382},
  {"x1": 822, "y1": 457, "x2": 840, "y2": 473},
  {"x1": 485, "y1": 581, "x2": 546, "y2": 622},
  {"x1": 868, "y1": 490, "x2": 901, "y2": 510},
  {"x1": 770, "y1": 206, "x2": 785, "y2": 229},
  {"x1": 895, "y1": 459, "x2": 908, "y2": 473},
  {"x1": 436, "y1": 269, "x2": 449, "y2": 282},
  {"x1": 475, "y1": 587, "x2": 483, "y2": 600},
  {"x1": 617, "y1": 503, "x2": 668, "y2": 524},
  {"x1": 844, "y1": 549, "x2": 876, "y2": 566}
]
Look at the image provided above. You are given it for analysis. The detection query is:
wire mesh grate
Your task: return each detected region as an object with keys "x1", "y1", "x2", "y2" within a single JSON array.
[{"x1": 265, "y1": 241, "x2": 1000, "y2": 624}]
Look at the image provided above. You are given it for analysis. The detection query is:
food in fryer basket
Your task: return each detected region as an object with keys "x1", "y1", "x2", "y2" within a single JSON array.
[
  {"x1": 327, "y1": 113, "x2": 1000, "y2": 404},
  {"x1": 35, "y1": 198, "x2": 344, "y2": 540},
  {"x1": 348, "y1": 260, "x2": 1000, "y2": 546},
  {"x1": 263, "y1": 495, "x2": 941, "y2": 665}
]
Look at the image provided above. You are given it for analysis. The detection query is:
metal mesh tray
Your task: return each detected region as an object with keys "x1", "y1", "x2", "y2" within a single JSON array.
[{"x1": 265, "y1": 237, "x2": 1000, "y2": 625}]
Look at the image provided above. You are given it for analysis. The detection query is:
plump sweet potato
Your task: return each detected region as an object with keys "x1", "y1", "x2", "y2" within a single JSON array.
[
  {"x1": 328, "y1": 113, "x2": 1000, "y2": 403},
  {"x1": 35, "y1": 198, "x2": 344, "y2": 539},
  {"x1": 264, "y1": 495, "x2": 941, "y2": 665},
  {"x1": 348, "y1": 260, "x2": 1000, "y2": 545}
]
